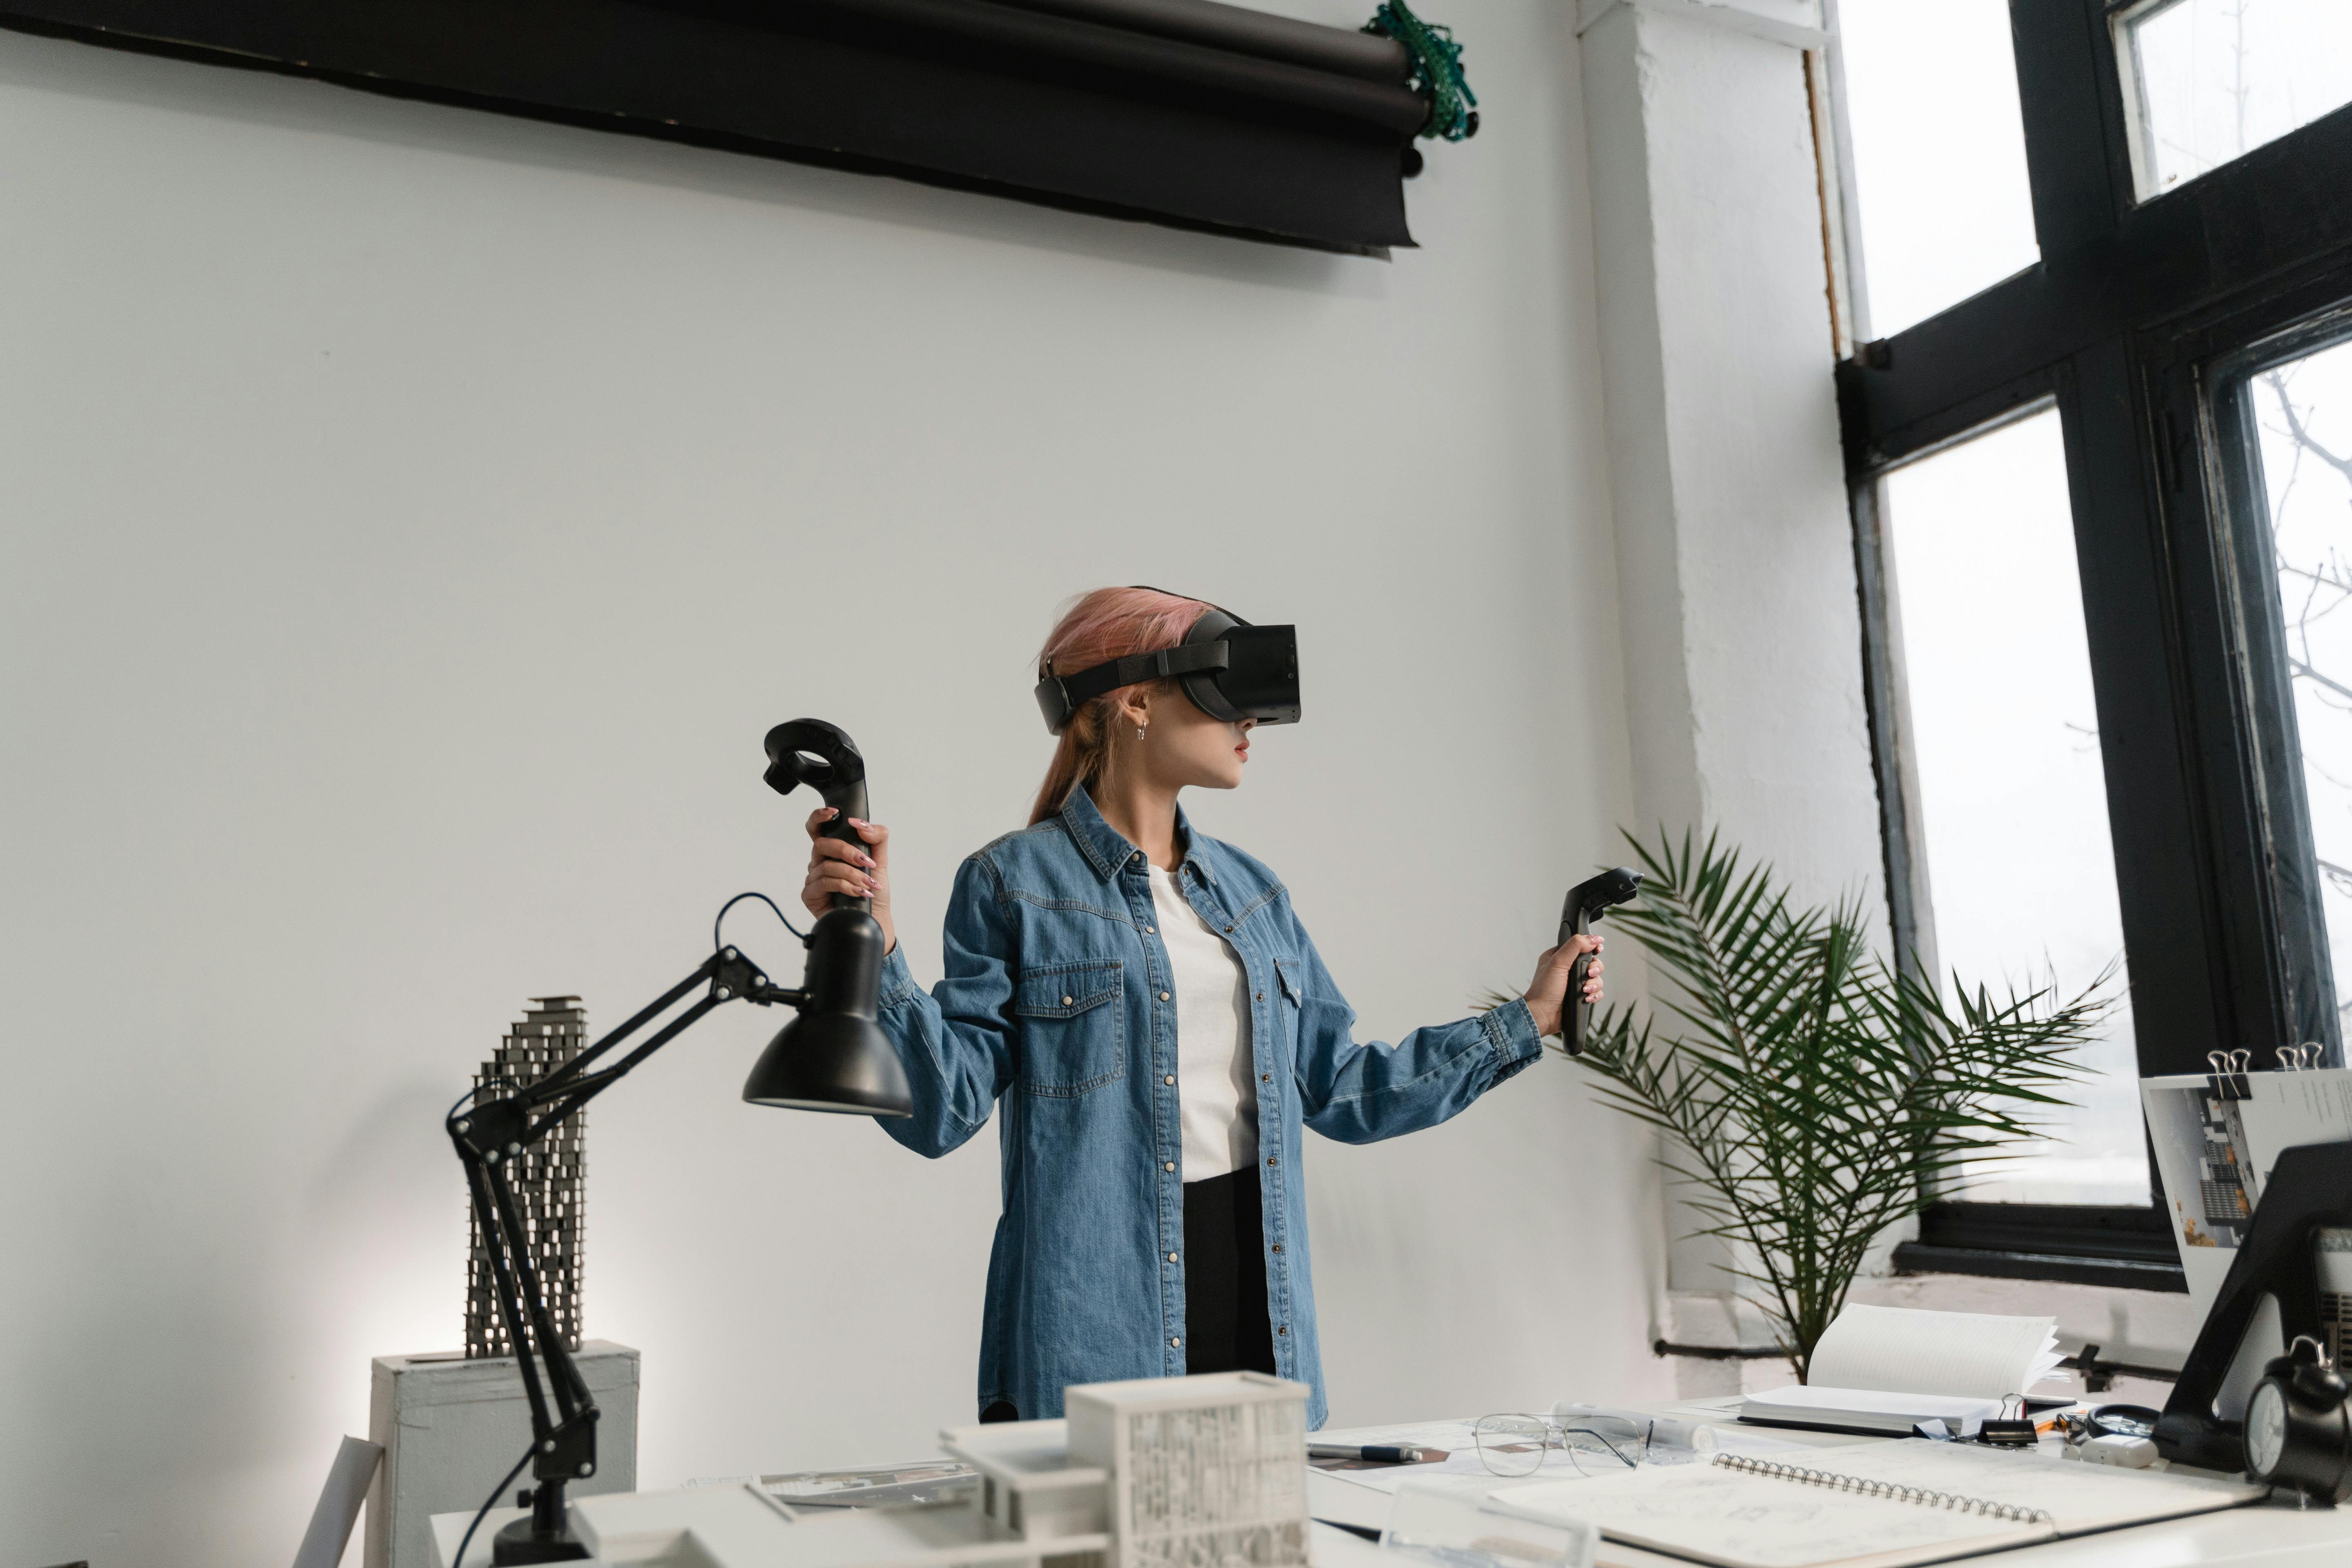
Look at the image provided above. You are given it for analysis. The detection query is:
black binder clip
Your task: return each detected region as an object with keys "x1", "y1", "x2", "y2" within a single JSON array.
[
  {"x1": 2278, "y1": 1042, "x2": 2324, "y2": 1073},
  {"x1": 2207, "y1": 1048, "x2": 2254, "y2": 1101},
  {"x1": 1978, "y1": 1394, "x2": 2038, "y2": 1448}
]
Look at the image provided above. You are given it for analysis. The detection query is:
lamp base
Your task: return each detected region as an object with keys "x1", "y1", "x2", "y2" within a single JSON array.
[{"x1": 492, "y1": 1515, "x2": 591, "y2": 1564}]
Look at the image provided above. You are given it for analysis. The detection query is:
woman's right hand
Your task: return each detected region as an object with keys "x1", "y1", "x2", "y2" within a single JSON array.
[{"x1": 802, "y1": 808, "x2": 896, "y2": 953}]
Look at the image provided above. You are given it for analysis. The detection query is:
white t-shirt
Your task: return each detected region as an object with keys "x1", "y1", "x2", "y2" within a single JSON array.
[{"x1": 1147, "y1": 863, "x2": 1259, "y2": 1180}]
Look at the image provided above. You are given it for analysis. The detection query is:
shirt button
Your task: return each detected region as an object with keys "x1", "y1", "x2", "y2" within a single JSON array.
[
  {"x1": 1272, "y1": 1243, "x2": 1283, "y2": 1254},
  {"x1": 1266, "y1": 1156, "x2": 1278, "y2": 1167},
  {"x1": 1061, "y1": 996, "x2": 1073, "y2": 1006},
  {"x1": 1277, "y1": 1325, "x2": 1288, "y2": 1336},
  {"x1": 1224, "y1": 924, "x2": 1234, "y2": 933},
  {"x1": 1171, "y1": 1336, "x2": 1181, "y2": 1348},
  {"x1": 1261, "y1": 1072, "x2": 1272, "y2": 1082},
  {"x1": 1165, "y1": 1161, "x2": 1176, "y2": 1172},
  {"x1": 1164, "y1": 1074, "x2": 1176, "y2": 1085},
  {"x1": 1168, "y1": 1252, "x2": 1179, "y2": 1263},
  {"x1": 1159, "y1": 991, "x2": 1171, "y2": 1001},
  {"x1": 1255, "y1": 991, "x2": 1264, "y2": 1001}
]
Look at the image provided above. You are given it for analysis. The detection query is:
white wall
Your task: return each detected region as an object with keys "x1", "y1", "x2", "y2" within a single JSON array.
[
  {"x1": 1578, "y1": 0, "x2": 1886, "y2": 1313},
  {"x1": 0, "y1": 8, "x2": 1672, "y2": 1564}
]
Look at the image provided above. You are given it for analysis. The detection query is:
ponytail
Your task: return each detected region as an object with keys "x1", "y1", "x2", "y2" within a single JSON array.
[{"x1": 1028, "y1": 698, "x2": 1115, "y2": 826}]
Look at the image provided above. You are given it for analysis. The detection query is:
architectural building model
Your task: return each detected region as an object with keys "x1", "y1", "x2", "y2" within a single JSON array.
[
  {"x1": 429, "y1": 1365, "x2": 1315, "y2": 1565},
  {"x1": 465, "y1": 995, "x2": 590, "y2": 1359},
  {"x1": 946, "y1": 1371, "x2": 1310, "y2": 1568}
]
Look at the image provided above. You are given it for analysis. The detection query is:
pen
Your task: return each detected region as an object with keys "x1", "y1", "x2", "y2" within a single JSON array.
[{"x1": 1307, "y1": 1443, "x2": 1446, "y2": 1463}]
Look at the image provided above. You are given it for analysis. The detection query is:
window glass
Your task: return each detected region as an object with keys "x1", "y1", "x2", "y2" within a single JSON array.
[
  {"x1": 2251, "y1": 333, "x2": 2352, "y2": 1024},
  {"x1": 1882, "y1": 410, "x2": 2146, "y2": 1203},
  {"x1": 1836, "y1": 0, "x2": 2040, "y2": 337},
  {"x1": 2120, "y1": 0, "x2": 2352, "y2": 198}
]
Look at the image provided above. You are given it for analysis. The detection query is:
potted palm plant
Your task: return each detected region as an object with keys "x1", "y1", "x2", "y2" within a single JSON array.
[{"x1": 1528, "y1": 831, "x2": 2112, "y2": 1382}]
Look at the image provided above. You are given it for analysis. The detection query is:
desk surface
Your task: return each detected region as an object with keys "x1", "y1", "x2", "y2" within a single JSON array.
[
  {"x1": 1301, "y1": 1413, "x2": 2352, "y2": 1568},
  {"x1": 435, "y1": 1409, "x2": 2352, "y2": 1568}
]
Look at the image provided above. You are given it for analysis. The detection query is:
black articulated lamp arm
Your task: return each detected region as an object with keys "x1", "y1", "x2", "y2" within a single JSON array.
[{"x1": 445, "y1": 944, "x2": 806, "y2": 1564}]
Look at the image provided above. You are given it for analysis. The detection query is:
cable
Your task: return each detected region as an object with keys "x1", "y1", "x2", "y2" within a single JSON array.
[
  {"x1": 713, "y1": 889, "x2": 805, "y2": 951},
  {"x1": 453, "y1": 1441, "x2": 536, "y2": 1568},
  {"x1": 444, "y1": 1078, "x2": 517, "y2": 1123}
]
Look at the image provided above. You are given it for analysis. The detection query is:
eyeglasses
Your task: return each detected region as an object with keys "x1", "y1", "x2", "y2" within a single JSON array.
[{"x1": 1472, "y1": 1412, "x2": 1650, "y2": 1477}]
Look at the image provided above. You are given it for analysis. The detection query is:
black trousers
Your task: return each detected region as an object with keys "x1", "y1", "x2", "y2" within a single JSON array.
[
  {"x1": 1180, "y1": 1167, "x2": 1277, "y2": 1376},
  {"x1": 979, "y1": 1166, "x2": 1274, "y2": 1423}
]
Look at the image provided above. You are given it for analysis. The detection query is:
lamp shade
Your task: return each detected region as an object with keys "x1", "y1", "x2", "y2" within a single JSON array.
[{"x1": 743, "y1": 905, "x2": 913, "y2": 1117}]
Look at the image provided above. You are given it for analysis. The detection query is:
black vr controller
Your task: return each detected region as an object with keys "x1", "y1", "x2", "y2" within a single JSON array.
[
  {"x1": 1557, "y1": 867, "x2": 1642, "y2": 1056},
  {"x1": 763, "y1": 718, "x2": 873, "y2": 915}
]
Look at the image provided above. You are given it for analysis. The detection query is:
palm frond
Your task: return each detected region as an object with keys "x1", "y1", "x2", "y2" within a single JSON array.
[{"x1": 1543, "y1": 829, "x2": 2113, "y2": 1380}]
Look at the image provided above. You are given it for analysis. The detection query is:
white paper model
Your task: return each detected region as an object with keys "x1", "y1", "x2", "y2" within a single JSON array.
[{"x1": 1066, "y1": 1370, "x2": 1310, "y2": 1568}]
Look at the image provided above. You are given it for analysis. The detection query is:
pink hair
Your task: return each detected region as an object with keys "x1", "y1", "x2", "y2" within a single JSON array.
[{"x1": 1028, "y1": 587, "x2": 1209, "y2": 825}]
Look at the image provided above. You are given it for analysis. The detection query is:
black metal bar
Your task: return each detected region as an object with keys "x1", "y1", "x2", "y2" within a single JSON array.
[
  {"x1": 531, "y1": 956, "x2": 722, "y2": 1100},
  {"x1": 1651, "y1": 1340, "x2": 1789, "y2": 1362},
  {"x1": 463, "y1": 1156, "x2": 559, "y2": 1442},
  {"x1": 2058, "y1": 1343, "x2": 2180, "y2": 1390},
  {"x1": 523, "y1": 993, "x2": 730, "y2": 1140},
  {"x1": 484, "y1": 1159, "x2": 587, "y2": 1432}
]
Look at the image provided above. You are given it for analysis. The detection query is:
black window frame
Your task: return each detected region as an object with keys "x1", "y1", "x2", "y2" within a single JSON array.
[{"x1": 1839, "y1": 0, "x2": 2352, "y2": 1289}]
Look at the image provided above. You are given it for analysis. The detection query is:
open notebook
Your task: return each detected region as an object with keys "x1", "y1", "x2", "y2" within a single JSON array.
[
  {"x1": 1740, "y1": 1306, "x2": 2065, "y2": 1436},
  {"x1": 1494, "y1": 1440, "x2": 2263, "y2": 1568}
]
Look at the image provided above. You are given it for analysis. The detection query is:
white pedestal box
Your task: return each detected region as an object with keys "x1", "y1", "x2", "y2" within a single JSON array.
[{"x1": 368, "y1": 1341, "x2": 640, "y2": 1568}]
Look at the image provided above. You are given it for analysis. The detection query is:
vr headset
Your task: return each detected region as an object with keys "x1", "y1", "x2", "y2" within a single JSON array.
[{"x1": 1033, "y1": 591, "x2": 1300, "y2": 736}]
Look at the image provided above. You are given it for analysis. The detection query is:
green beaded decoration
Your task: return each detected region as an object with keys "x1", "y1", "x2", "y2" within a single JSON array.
[{"x1": 1365, "y1": 1, "x2": 1479, "y2": 142}]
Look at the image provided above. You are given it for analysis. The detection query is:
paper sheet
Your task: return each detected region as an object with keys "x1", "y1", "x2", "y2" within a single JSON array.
[
  {"x1": 1497, "y1": 1440, "x2": 2261, "y2": 1568},
  {"x1": 2142, "y1": 1068, "x2": 2352, "y2": 1312},
  {"x1": 1801, "y1": 1304, "x2": 2060, "y2": 1401},
  {"x1": 1499, "y1": 1458, "x2": 2041, "y2": 1568}
]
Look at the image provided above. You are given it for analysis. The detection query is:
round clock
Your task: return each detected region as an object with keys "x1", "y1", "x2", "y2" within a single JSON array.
[
  {"x1": 2245, "y1": 1380, "x2": 2289, "y2": 1479},
  {"x1": 2241, "y1": 1336, "x2": 2352, "y2": 1503}
]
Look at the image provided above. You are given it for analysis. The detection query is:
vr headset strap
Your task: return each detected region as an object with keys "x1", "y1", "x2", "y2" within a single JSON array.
[{"x1": 1050, "y1": 641, "x2": 1229, "y2": 708}]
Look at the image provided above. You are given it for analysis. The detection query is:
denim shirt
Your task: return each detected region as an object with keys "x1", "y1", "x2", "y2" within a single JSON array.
[{"x1": 873, "y1": 786, "x2": 1544, "y2": 1427}]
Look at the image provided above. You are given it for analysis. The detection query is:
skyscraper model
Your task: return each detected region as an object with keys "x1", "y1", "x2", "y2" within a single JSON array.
[{"x1": 466, "y1": 996, "x2": 590, "y2": 1358}]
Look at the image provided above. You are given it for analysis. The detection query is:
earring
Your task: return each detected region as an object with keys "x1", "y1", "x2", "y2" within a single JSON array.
[{"x1": 1136, "y1": 725, "x2": 1147, "y2": 741}]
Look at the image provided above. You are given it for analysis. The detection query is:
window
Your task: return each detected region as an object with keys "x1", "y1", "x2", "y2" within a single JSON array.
[
  {"x1": 2248, "y1": 332, "x2": 2352, "y2": 1022},
  {"x1": 1838, "y1": 0, "x2": 2352, "y2": 1288},
  {"x1": 1838, "y1": 0, "x2": 2040, "y2": 336},
  {"x1": 1880, "y1": 410, "x2": 2145, "y2": 1205},
  {"x1": 2116, "y1": 0, "x2": 2352, "y2": 198}
]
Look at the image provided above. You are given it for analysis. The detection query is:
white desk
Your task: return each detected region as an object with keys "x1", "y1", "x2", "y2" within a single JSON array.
[
  {"x1": 1298, "y1": 1419, "x2": 2352, "y2": 1568},
  {"x1": 434, "y1": 1413, "x2": 2352, "y2": 1568}
]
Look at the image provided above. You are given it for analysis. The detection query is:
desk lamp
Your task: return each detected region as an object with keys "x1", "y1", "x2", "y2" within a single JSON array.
[{"x1": 447, "y1": 719, "x2": 910, "y2": 1564}]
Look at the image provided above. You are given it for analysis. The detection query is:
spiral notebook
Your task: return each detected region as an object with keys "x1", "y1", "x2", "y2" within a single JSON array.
[{"x1": 1494, "y1": 1441, "x2": 2264, "y2": 1568}]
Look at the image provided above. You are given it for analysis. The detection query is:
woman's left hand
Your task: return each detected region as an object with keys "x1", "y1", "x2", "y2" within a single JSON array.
[{"x1": 1521, "y1": 934, "x2": 1603, "y2": 1038}]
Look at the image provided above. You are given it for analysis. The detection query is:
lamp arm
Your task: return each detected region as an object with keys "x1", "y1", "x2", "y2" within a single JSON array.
[{"x1": 445, "y1": 941, "x2": 807, "y2": 1561}]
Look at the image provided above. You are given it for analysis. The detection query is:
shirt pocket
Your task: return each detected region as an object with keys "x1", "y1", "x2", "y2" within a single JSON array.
[{"x1": 1012, "y1": 958, "x2": 1125, "y2": 1097}]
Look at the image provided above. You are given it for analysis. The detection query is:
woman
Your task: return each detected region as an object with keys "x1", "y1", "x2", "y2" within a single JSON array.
[{"x1": 798, "y1": 587, "x2": 1600, "y2": 1427}]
